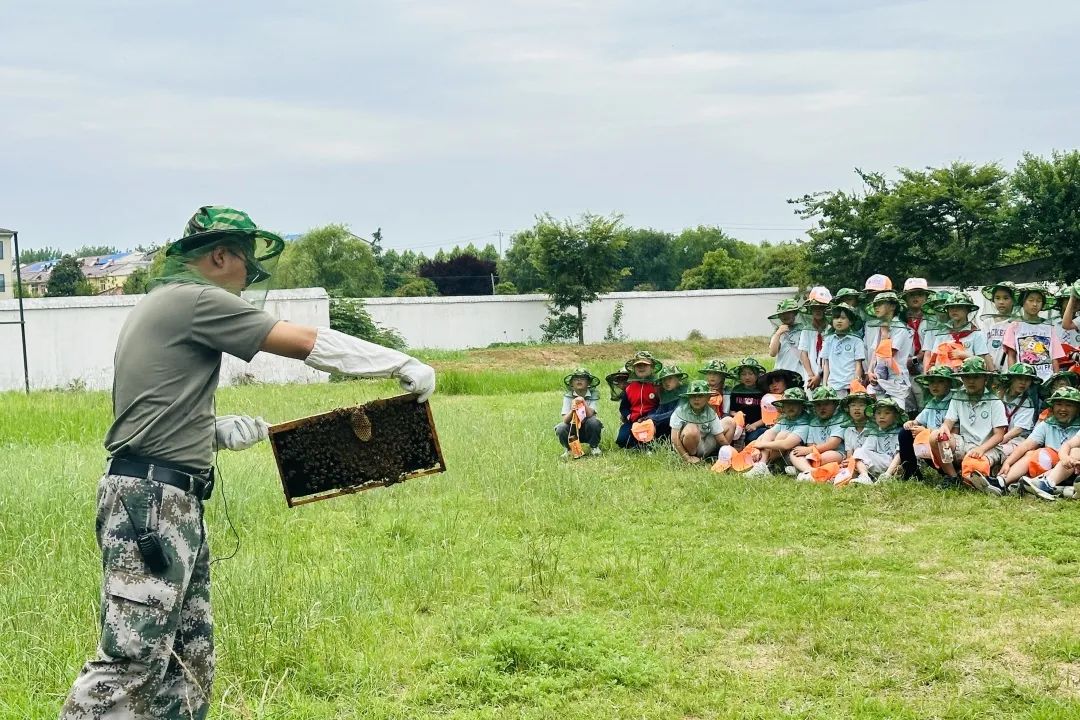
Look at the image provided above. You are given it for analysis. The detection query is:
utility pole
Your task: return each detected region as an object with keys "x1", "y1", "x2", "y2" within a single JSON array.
[{"x1": 497, "y1": 230, "x2": 503, "y2": 257}]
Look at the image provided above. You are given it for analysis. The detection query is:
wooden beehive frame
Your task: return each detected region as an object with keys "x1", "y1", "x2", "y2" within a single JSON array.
[{"x1": 268, "y1": 395, "x2": 446, "y2": 508}]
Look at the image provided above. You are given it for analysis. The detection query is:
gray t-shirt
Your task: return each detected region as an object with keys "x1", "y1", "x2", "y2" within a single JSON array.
[{"x1": 105, "y1": 282, "x2": 279, "y2": 470}]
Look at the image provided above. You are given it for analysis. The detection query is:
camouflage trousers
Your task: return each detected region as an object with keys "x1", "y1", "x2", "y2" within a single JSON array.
[{"x1": 60, "y1": 474, "x2": 214, "y2": 719}]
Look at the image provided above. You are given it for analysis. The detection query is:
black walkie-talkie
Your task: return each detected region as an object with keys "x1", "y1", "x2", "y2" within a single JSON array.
[{"x1": 119, "y1": 494, "x2": 171, "y2": 574}]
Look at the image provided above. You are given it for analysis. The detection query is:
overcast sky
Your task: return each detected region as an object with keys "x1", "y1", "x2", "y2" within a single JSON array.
[{"x1": 1, "y1": 0, "x2": 1077, "y2": 255}]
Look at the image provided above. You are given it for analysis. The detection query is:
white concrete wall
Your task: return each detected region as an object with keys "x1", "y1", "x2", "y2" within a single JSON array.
[
  {"x1": 0, "y1": 288, "x2": 330, "y2": 392},
  {"x1": 364, "y1": 287, "x2": 800, "y2": 349}
]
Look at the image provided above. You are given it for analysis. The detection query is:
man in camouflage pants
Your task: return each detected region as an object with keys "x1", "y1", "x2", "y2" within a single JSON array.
[{"x1": 61, "y1": 206, "x2": 435, "y2": 718}]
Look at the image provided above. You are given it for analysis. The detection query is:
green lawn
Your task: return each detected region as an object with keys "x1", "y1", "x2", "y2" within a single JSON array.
[{"x1": 4, "y1": 379, "x2": 1080, "y2": 719}]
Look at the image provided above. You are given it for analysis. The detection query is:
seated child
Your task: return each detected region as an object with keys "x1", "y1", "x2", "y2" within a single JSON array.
[
  {"x1": 616, "y1": 351, "x2": 662, "y2": 449},
  {"x1": 671, "y1": 380, "x2": 735, "y2": 464},
  {"x1": 649, "y1": 364, "x2": 688, "y2": 441},
  {"x1": 605, "y1": 370, "x2": 630, "y2": 401},
  {"x1": 1038, "y1": 370, "x2": 1080, "y2": 421},
  {"x1": 999, "y1": 386, "x2": 1080, "y2": 494},
  {"x1": 555, "y1": 368, "x2": 603, "y2": 458},
  {"x1": 995, "y1": 362, "x2": 1040, "y2": 459},
  {"x1": 833, "y1": 382, "x2": 874, "y2": 486},
  {"x1": 898, "y1": 365, "x2": 958, "y2": 479},
  {"x1": 863, "y1": 291, "x2": 914, "y2": 407},
  {"x1": 821, "y1": 304, "x2": 865, "y2": 397},
  {"x1": 850, "y1": 397, "x2": 906, "y2": 484},
  {"x1": 798, "y1": 286, "x2": 833, "y2": 389},
  {"x1": 745, "y1": 387, "x2": 812, "y2": 476},
  {"x1": 924, "y1": 291, "x2": 992, "y2": 371},
  {"x1": 729, "y1": 358, "x2": 767, "y2": 442},
  {"x1": 757, "y1": 368, "x2": 804, "y2": 429},
  {"x1": 931, "y1": 357, "x2": 1008, "y2": 494},
  {"x1": 1003, "y1": 283, "x2": 1066, "y2": 382},
  {"x1": 981, "y1": 281, "x2": 1019, "y2": 369},
  {"x1": 787, "y1": 386, "x2": 847, "y2": 482},
  {"x1": 699, "y1": 359, "x2": 730, "y2": 416},
  {"x1": 1025, "y1": 387, "x2": 1080, "y2": 500},
  {"x1": 768, "y1": 298, "x2": 804, "y2": 374}
]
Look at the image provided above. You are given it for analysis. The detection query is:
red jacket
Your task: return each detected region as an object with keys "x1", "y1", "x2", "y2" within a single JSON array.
[{"x1": 621, "y1": 380, "x2": 659, "y2": 422}]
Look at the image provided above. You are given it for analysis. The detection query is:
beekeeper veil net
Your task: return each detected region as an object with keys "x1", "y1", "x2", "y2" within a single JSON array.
[{"x1": 149, "y1": 205, "x2": 285, "y2": 308}]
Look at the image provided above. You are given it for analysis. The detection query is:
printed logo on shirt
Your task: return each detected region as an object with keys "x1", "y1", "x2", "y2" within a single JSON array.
[{"x1": 1017, "y1": 333, "x2": 1051, "y2": 368}]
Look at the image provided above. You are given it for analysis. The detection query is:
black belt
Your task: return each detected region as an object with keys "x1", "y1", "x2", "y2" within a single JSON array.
[{"x1": 106, "y1": 457, "x2": 215, "y2": 500}]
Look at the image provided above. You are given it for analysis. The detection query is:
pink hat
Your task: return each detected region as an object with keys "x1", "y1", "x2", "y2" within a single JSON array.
[
  {"x1": 806, "y1": 286, "x2": 833, "y2": 305},
  {"x1": 864, "y1": 274, "x2": 893, "y2": 292},
  {"x1": 903, "y1": 277, "x2": 929, "y2": 294}
]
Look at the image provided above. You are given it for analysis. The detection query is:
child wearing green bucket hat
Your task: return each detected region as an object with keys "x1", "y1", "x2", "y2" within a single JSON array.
[
  {"x1": 981, "y1": 281, "x2": 1020, "y2": 368},
  {"x1": 821, "y1": 305, "x2": 865, "y2": 397},
  {"x1": 768, "y1": 298, "x2": 804, "y2": 375},
  {"x1": 698, "y1": 359, "x2": 731, "y2": 416},
  {"x1": 841, "y1": 380, "x2": 875, "y2": 461},
  {"x1": 1036, "y1": 370, "x2": 1080, "y2": 422},
  {"x1": 850, "y1": 397, "x2": 907, "y2": 484},
  {"x1": 1002, "y1": 283, "x2": 1066, "y2": 381},
  {"x1": 616, "y1": 351, "x2": 662, "y2": 449},
  {"x1": 671, "y1": 380, "x2": 734, "y2": 464},
  {"x1": 729, "y1": 358, "x2": 767, "y2": 442},
  {"x1": 998, "y1": 386, "x2": 1080, "y2": 496},
  {"x1": 605, "y1": 370, "x2": 630, "y2": 401},
  {"x1": 555, "y1": 368, "x2": 603, "y2": 458},
  {"x1": 648, "y1": 364, "x2": 689, "y2": 442},
  {"x1": 898, "y1": 366, "x2": 959, "y2": 479},
  {"x1": 798, "y1": 287, "x2": 833, "y2": 389},
  {"x1": 1025, "y1": 387, "x2": 1080, "y2": 499},
  {"x1": 787, "y1": 386, "x2": 848, "y2": 482},
  {"x1": 932, "y1": 358, "x2": 1008, "y2": 493},
  {"x1": 994, "y1": 362, "x2": 1041, "y2": 458},
  {"x1": 863, "y1": 291, "x2": 915, "y2": 408},
  {"x1": 923, "y1": 291, "x2": 993, "y2": 372},
  {"x1": 746, "y1": 387, "x2": 813, "y2": 476}
]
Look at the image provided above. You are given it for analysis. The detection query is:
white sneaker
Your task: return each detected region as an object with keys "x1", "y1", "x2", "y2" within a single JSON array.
[
  {"x1": 796, "y1": 470, "x2": 813, "y2": 482},
  {"x1": 853, "y1": 473, "x2": 874, "y2": 485},
  {"x1": 833, "y1": 468, "x2": 853, "y2": 486},
  {"x1": 784, "y1": 466, "x2": 798, "y2": 477},
  {"x1": 746, "y1": 462, "x2": 771, "y2": 477},
  {"x1": 590, "y1": 447, "x2": 602, "y2": 456}
]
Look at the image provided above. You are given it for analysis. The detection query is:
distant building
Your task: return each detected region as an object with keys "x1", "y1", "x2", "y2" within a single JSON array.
[
  {"x1": 17, "y1": 251, "x2": 155, "y2": 297},
  {"x1": 0, "y1": 229, "x2": 13, "y2": 299}
]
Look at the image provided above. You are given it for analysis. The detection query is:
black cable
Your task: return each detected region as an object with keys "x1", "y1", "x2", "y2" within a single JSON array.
[{"x1": 210, "y1": 455, "x2": 241, "y2": 567}]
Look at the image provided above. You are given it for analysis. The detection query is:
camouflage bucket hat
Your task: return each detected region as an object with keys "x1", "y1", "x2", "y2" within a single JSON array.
[
  {"x1": 953, "y1": 357, "x2": 995, "y2": 378},
  {"x1": 679, "y1": 379, "x2": 716, "y2": 398},
  {"x1": 656, "y1": 364, "x2": 688, "y2": 383},
  {"x1": 915, "y1": 364, "x2": 959, "y2": 388},
  {"x1": 1049, "y1": 386, "x2": 1080, "y2": 407},
  {"x1": 625, "y1": 351, "x2": 663, "y2": 373},
  {"x1": 169, "y1": 205, "x2": 286, "y2": 286},
  {"x1": 758, "y1": 368, "x2": 804, "y2": 391},
  {"x1": 563, "y1": 367, "x2": 600, "y2": 389},
  {"x1": 942, "y1": 291, "x2": 980, "y2": 314},
  {"x1": 1040, "y1": 371, "x2": 1080, "y2": 398},
  {"x1": 841, "y1": 384, "x2": 874, "y2": 407},
  {"x1": 1016, "y1": 283, "x2": 1052, "y2": 311},
  {"x1": 809, "y1": 386, "x2": 841, "y2": 404},
  {"x1": 926, "y1": 290, "x2": 953, "y2": 314},
  {"x1": 699, "y1": 358, "x2": 730, "y2": 376},
  {"x1": 872, "y1": 396, "x2": 908, "y2": 424},
  {"x1": 997, "y1": 362, "x2": 1043, "y2": 385},
  {"x1": 830, "y1": 303, "x2": 862, "y2": 326},
  {"x1": 768, "y1": 298, "x2": 802, "y2": 319},
  {"x1": 731, "y1": 357, "x2": 767, "y2": 377},
  {"x1": 981, "y1": 281, "x2": 1018, "y2": 302},
  {"x1": 771, "y1": 386, "x2": 809, "y2": 408},
  {"x1": 871, "y1": 291, "x2": 902, "y2": 306},
  {"x1": 832, "y1": 287, "x2": 862, "y2": 303}
]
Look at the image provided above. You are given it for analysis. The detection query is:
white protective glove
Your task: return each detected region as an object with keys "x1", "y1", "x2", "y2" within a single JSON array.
[
  {"x1": 304, "y1": 327, "x2": 437, "y2": 402},
  {"x1": 215, "y1": 415, "x2": 270, "y2": 451}
]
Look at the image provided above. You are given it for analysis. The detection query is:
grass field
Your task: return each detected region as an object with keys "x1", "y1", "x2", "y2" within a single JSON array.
[{"x1": 4, "y1": 346, "x2": 1080, "y2": 718}]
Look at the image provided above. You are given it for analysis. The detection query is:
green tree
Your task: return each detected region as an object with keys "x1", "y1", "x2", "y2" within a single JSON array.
[
  {"x1": 122, "y1": 268, "x2": 150, "y2": 295},
  {"x1": 276, "y1": 224, "x2": 384, "y2": 297},
  {"x1": 617, "y1": 228, "x2": 678, "y2": 291},
  {"x1": 1010, "y1": 150, "x2": 1080, "y2": 278},
  {"x1": 677, "y1": 248, "x2": 739, "y2": 290},
  {"x1": 17, "y1": 246, "x2": 63, "y2": 264},
  {"x1": 532, "y1": 212, "x2": 628, "y2": 344},
  {"x1": 377, "y1": 249, "x2": 421, "y2": 295},
  {"x1": 73, "y1": 245, "x2": 120, "y2": 258},
  {"x1": 46, "y1": 255, "x2": 90, "y2": 296},
  {"x1": 494, "y1": 281, "x2": 518, "y2": 295},
  {"x1": 758, "y1": 241, "x2": 811, "y2": 289},
  {"x1": 394, "y1": 277, "x2": 439, "y2": 297},
  {"x1": 498, "y1": 229, "x2": 545, "y2": 293}
]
